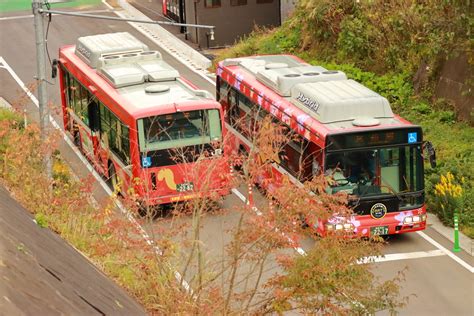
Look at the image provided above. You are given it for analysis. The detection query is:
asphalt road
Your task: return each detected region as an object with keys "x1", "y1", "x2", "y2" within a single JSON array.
[{"x1": 0, "y1": 1, "x2": 472, "y2": 315}]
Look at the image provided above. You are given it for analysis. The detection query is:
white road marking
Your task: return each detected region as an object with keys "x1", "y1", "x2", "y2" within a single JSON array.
[
  {"x1": 0, "y1": 56, "x2": 194, "y2": 295},
  {"x1": 233, "y1": 187, "x2": 450, "y2": 262},
  {"x1": 112, "y1": 8, "x2": 216, "y2": 86},
  {"x1": 417, "y1": 231, "x2": 473, "y2": 273},
  {"x1": 357, "y1": 249, "x2": 446, "y2": 264},
  {"x1": 102, "y1": 0, "x2": 115, "y2": 10},
  {"x1": 231, "y1": 187, "x2": 307, "y2": 256}
]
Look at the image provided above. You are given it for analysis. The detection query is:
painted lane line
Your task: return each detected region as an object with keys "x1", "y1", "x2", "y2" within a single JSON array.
[
  {"x1": 112, "y1": 5, "x2": 215, "y2": 86},
  {"x1": 0, "y1": 56, "x2": 194, "y2": 295},
  {"x1": 357, "y1": 249, "x2": 446, "y2": 265},
  {"x1": 102, "y1": 0, "x2": 115, "y2": 10},
  {"x1": 231, "y1": 188, "x2": 307, "y2": 256},
  {"x1": 417, "y1": 231, "x2": 473, "y2": 273},
  {"x1": 232, "y1": 187, "x2": 454, "y2": 265}
]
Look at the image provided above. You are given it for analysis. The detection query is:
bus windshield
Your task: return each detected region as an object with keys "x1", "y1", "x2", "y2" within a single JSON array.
[
  {"x1": 138, "y1": 109, "x2": 222, "y2": 152},
  {"x1": 325, "y1": 145, "x2": 424, "y2": 208}
]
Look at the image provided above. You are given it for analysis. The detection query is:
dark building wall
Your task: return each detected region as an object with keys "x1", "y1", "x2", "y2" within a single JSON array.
[{"x1": 185, "y1": 0, "x2": 280, "y2": 48}]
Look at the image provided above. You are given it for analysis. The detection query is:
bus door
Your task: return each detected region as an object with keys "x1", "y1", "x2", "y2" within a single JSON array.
[
  {"x1": 76, "y1": 96, "x2": 100, "y2": 167},
  {"x1": 87, "y1": 98, "x2": 101, "y2": 165}
]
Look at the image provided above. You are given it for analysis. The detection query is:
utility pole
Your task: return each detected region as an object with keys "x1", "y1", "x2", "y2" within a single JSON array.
[
  {"x1": 30, "y1": 0, "x2": 215, "y2": 182},
  {"x1": 32, "y1": 0, "x2": 52, "y2": 181}
]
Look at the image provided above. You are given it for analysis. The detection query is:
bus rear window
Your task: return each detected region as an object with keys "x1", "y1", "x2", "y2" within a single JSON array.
[{"x1": 138, "y1": 109, "x2": 222, "y2": 152}]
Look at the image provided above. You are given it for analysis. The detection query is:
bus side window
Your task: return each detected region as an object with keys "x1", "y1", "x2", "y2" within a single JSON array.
[
  {"x1": 99, "y1": 103, "x2": 130, "y2": 164},
  {"x1": 78, "y1": 84, "x2": 89, "y2": 126},
  {"x1": 62, "y1": 68, "x2": 70, "y2": 107},
  {"x1": 218, "y1": 78, "x2": 229, "y2": 102},
  {"x1": 88, "y1": 98, "x2": 100, "y2": 132},
  {"x1": 68, "y1": 76, "x2": 89, "y2": 126},
  {"x1": 228, "y1": 88, "x2": 241, "y2": 128},
  {"x1": 310, "y1": 145, "x2": 323, "y2": 180},
  {"x1": 281, "y1": 133, "x2": 311, "y2": 181}
]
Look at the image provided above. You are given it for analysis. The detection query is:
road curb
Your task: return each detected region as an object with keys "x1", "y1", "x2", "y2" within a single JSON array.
[
  {"x1": 428, "y1": 213, "x2": 473, "y2": 256},
  {"x1": 0, "y1": 97, "x2": 12, "y2": 109},
  {"x1": 115, "y1": 0, "x2": 212, "y2": 72}
]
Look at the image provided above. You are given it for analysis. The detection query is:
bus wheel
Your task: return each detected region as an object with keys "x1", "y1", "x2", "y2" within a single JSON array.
[
  {"x1": 73, "y1": 129, "x2": 81, "y2": 148},
  {"x1": 233, "y1": 145, "x2": 248, "y2": 174},
  {"x1": 138, "y1": 203, "x2": 163, "y2": 218},
  {"x1": 107, "y1": 162, "x2": 119, "y2": 194}
]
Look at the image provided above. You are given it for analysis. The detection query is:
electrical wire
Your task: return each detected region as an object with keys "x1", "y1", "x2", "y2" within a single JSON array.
[
  {"x1": 43, "y1": 0, "x2": 56, "y2": 83},
  {"x1": 45, "y1": 1, "x2": 52, "y2": 68}
]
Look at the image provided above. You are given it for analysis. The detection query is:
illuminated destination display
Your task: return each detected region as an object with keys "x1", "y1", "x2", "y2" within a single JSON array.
[{"x1": 326, "y1": 127, "x2": 423, "y2": 151}]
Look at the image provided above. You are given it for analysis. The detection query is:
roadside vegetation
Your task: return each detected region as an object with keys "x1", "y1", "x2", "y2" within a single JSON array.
[
  {"x1": 215, "y1": 0, "x2": 474, "y2": 237},
  {"x1": 1, "y1": 107, "x2": 408, "y2": 313},
  {"x1": 0, "y1": 0, "x2": 101, "y2": 13}
]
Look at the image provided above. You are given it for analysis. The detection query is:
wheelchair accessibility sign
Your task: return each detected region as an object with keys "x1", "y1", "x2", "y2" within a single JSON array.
[{"x1": 408, "y1": 132, "x2": 418, "y2": 144}]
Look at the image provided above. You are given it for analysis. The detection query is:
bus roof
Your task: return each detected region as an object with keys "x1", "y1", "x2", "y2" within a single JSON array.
[
  {"x1": 218, "y1": 55, "x2": 414, "y2": 139},
  {"x1": 60, "y1": 32, "x2": 219, "y2": 119}
]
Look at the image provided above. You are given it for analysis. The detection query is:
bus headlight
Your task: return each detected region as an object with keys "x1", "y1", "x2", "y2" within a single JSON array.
[
  {"x1": 413, "y1": 215, "x2": 421, "y2": 223},
  {"x1": 335, "y1": 224, "x2": 343, "y2": 230},
  {"x1": 403, "y1": 216, "x2": 413, "y2": 224},
  {"x1": 343, "y1": 223, "x2": 354, "y2": 231},
  {"x1": 421, "y1": 214, "x2": 427, "y2": 222},
  {"x1": 325, "y1": 224, "x2": 335, "y2": 231}
]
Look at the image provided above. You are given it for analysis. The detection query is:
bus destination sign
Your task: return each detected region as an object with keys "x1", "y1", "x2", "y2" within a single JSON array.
[{"x1": 326, "y1": 127, "x2": 422, "y2": 151}]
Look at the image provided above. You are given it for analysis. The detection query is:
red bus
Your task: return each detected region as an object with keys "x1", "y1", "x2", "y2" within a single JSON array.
[
  {"x1": 58, "y1": 32, "x2": 228, "y2": 206},
  {"x1": 217, "y1": 55, "x2": 435, "y2": 237},
  {"x1": 163, "y1": 0, "x2": 183, "y2": 22},
  {"x1": 162, "y1": 0, "x2": 186, "y2": 33}
]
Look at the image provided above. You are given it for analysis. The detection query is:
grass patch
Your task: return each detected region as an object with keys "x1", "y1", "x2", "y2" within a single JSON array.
[{"x1": 0, "y1": 0, "x2": 101, "y2": 13}]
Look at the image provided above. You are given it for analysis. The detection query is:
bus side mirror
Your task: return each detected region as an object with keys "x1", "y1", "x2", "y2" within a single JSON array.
[
  {"x1": 52, "y1": 59, "x2": 58, "y2": 79},
  {"x1": 424, "y1": 141, "x2": 436, "y2": 168}
]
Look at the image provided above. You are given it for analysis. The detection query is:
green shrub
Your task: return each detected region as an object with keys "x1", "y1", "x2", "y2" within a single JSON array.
[
  {"x1": 35, "y1": 213, "x2": 49, "y2": 228},
  {"x1": 0, "y1": 108, "x2": 23, "y2": 127}
]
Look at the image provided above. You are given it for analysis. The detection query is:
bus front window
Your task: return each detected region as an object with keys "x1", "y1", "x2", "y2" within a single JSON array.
[
  {"x1": 325, "y1": 146, "x2": 423, "y2": 209},
  {"x1": 138, "y1": 109, "x2": 222, "y2": 152}
]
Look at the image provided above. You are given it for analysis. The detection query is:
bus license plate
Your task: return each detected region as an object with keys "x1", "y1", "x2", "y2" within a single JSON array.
[
  {"x1": 370, "y1": 226, "x2": 389, "y2": 236},
  {"x1": 177, "y1": 182, "x2": 194, "y2": 192}
]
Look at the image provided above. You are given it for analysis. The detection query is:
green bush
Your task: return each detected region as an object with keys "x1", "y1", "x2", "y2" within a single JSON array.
[{"x1": 0, "y1": 108, "x2": 23, "y2": 126}]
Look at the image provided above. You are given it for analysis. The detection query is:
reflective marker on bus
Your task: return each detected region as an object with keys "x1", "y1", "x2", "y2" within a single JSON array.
[
  {"x1": 58, "y1": 32, "x2": 229, "y2": 207},
  {"x1": 216, "y1": 55, "x2": 436, "y2": 237}
]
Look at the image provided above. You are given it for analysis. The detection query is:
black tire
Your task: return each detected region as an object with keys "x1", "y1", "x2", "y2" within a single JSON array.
[
  {"x1": 73, "y1": 129, "x2": 81, "y2": 148},
  {"x1": 107, "y1": 162, "x2": 119, "y2": 193},
  {"x1": 233, "y1": 145, "x2": 248, "y2": 174}
]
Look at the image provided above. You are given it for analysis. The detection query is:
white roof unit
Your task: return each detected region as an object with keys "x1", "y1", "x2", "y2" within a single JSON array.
[
  {"x1": 75, "y1": 32, "x2": 148, "y2": 68},
  {"x1": 228, "y1": 55, "x2": 347, "y2": 97},
  {"x1": 290, "y1": 79, "x2": 394, "y2": 123},
  {"x1": 75, "y1": 33, "x2": 179, "y2": 88},
  {"x1": 99, "y1": 52, "x2": 179, "y2": 88},
  {"x1": 257, "y1": 67, "x2": 347, "y2": 97}
]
